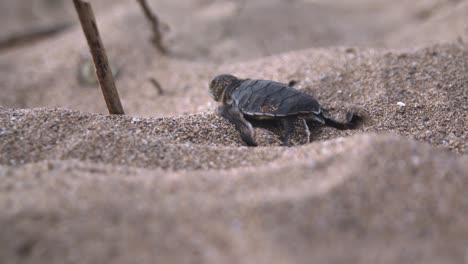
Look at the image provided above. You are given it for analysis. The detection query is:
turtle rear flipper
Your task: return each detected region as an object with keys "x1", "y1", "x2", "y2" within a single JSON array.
[
  {"x1": 218, "y1": 105, "x2": 257, "y2": 146},
  {"x1": 323, "y1": 111, "x2": 364, "y2": 130}
]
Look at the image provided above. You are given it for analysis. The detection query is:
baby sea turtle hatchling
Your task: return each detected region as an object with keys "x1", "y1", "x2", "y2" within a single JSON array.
[{"x1": 209, "y1": 74, "x2": 363, "y2": 146}]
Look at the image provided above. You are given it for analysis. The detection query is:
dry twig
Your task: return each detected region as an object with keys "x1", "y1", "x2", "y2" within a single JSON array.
[
  {"x1": 136, "y1": 0, "x2": 166, "y2": 54},
  {"x1": 0, "y1": 23, "x2": 71, "y2": 51},
  {"x1": 149, "y1": 78, "x2": 164, "y2": 95},
  {"x1": 73, "y1": 0, "x2": 125, "y2": 115}
]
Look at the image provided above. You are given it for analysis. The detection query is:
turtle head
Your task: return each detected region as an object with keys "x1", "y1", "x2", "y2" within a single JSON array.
[{"x1": 209, "y1": 74, "x2": 239, "y2": 102}]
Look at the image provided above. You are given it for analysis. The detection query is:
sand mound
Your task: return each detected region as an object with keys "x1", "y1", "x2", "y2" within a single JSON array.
[
  {"x1": 1, "y1": 43, "x2": 466, "y2": 153},
  {"x1": 1, "y1": 133, "x2": 467, "y2": 263}
]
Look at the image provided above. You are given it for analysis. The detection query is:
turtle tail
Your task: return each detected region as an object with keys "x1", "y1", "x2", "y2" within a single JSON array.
[{"x1": 323, "y1": 111, "x2": 364, "y2": 130}]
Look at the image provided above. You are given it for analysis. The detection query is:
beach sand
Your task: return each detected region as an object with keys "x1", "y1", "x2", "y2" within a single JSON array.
[{"x1": 0, "y1": 0, "x2": 467, "y2": 263}]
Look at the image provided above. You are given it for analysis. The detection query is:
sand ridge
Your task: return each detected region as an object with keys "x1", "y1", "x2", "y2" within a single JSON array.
[{"x1": 1, "y1": 134, "x2": 467, "y2": 263}]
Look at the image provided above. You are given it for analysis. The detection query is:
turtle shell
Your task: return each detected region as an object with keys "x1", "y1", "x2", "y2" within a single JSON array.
[{"x1": 231, "y1": 79, "x2": 322, "y2": 117}]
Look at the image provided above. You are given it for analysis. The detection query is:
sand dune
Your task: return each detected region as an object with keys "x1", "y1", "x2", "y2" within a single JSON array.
[{"x1": 1, "y1": 132, "x2": 467, "y2": 263}]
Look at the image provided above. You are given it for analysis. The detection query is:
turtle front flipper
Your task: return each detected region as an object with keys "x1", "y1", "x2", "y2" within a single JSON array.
[
  {"x1": 280, "y1": 117, "x2": 297, "y2": 146},
  {"x1": 218, "y1": 105, "x2": 257, "y2": 146}
]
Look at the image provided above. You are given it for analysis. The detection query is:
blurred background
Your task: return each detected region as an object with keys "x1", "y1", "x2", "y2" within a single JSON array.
[{"x1": 1, "y1": 0, "x2": 467, "y2": 62}]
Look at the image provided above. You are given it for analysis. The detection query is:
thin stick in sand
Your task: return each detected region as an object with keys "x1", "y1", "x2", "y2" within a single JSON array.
[
  {"x1": 136, "y1": 0, "x2": 166, "y2": 54},
  {"x1": 149, "y1": 78, "x2": 164, "y2": 95},
  {"x1": 73, "y1": 0, "x2": 125, "y2": 115}
]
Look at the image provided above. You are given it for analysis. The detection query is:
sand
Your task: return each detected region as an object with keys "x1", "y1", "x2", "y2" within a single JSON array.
[{"x1": 0, "y1": 0, "x2": 467, "y2": 263}]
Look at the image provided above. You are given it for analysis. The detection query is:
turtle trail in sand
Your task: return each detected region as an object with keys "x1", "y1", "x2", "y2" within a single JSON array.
[{"x1": 209, "y1": 74, "x2": 364, "y2": 146}]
